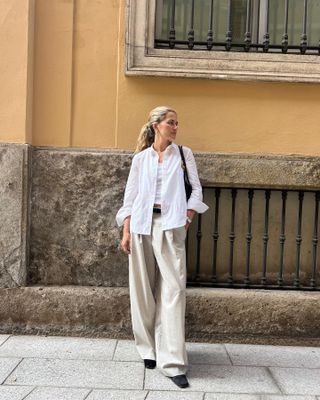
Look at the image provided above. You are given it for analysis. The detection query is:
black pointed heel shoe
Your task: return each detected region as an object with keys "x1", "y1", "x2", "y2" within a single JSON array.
[
  {"x1": 170, "y1": 374, "x2": 189, "y2": 388},
  {"x1": 144, "y1": 359, "x2": 156, "y2": 369}
]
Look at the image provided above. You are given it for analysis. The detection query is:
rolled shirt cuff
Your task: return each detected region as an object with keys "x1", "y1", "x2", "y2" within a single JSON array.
[
  {"x1": 187, "y1": 198, "x2": 209, "y2": 214},
  {"x1": 116, "y1": 208, "x2": 131, "y2": 227}
]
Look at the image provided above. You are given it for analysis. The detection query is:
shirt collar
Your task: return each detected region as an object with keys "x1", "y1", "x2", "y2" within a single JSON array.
[{"x1": 150, "y1": 142, "x2": 178, "y2": 156}]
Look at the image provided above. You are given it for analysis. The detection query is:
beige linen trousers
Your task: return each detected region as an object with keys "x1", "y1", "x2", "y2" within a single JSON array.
[{"x1": 129, "y1": 213, "x2": 188, "y2": 377}]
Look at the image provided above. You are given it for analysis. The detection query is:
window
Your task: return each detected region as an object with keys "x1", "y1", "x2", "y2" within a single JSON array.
[
  {"x1": 155, "y1": 0, "x2": 320, "y2": 54},
  {"x1": 126, "y1": 0, "x2": 320, "y2": 82}
]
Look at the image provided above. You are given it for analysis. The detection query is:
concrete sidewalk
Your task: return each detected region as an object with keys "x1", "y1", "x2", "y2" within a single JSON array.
[{"x1": 0, "y1": 334, "x2": 320, "y2": 399}]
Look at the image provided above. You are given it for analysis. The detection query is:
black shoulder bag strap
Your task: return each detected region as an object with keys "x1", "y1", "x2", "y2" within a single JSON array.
[{"x1": 178, "y1": 145, "x2": 192, "y2": 200}]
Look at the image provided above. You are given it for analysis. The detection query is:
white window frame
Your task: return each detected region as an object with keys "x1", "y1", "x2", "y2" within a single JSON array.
[{"x1": 126, "y1": 0, "x2": 320, "y2": 83}]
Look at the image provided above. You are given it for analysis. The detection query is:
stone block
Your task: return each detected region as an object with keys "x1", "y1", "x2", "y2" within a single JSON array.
[
  {"x1": 0, "y1": 286, "x2": 131, "y2": 338},
  {"x1": 204, "y1": 395, "x2": 260, "y2": 400},
  {"x1": 146, "y1": 391, "x2": 203, "y2": 400},
  {"x1": 195, "y1": 152, "x2": 320, "y2": 190},
  {"x1": 0, "y1": 335, "x2": 116, "y2": 360},
  {"x1": 261, "y1": 396, "x2": 316, "y2": 400},
  {"x1": 0, "y1": 386, "x2": 34, "y2": 400},
  {"x1": 0, "y1": 334, "x2": 10, "y2": 345},
  {"x1": 186, "y1": 343, "x2": 231, "y2": 365},
  {"x1": 113, "y1": 339, "x2": 141, "y2": 362},
  {"x1": 0, "y1": 357, "x2": 22, "y2": 383},
  {"x1": 0, "y1": 144, "x2": 30, "y2": 287},
  {"x1": 225, "y1": 344, "x2": 320, "y2": 368},
  {"x1": 144, "y1": 365, "x2": 280, "y2": 393},
  {"x1": 87, "y1": 390, "x2": 147, "y2": 400},
  {"x1": 22, "y1": 387, "x2": 90, "y2": 400},
  {"x1": 29, "y1": 148, "x2": 131, "y2": 286},
  {"x1": 186, "y1": 288, "x2": 320, "y2": 342},
  {"x1": 269, "y1": 367, "x2": 320, "y2": 395},
  {"x1": 1, "y1": 287, "x2": 320, "y2": 343},
  {"x1": 4, "y1": 358, "x2": 144, "y2": 390}
]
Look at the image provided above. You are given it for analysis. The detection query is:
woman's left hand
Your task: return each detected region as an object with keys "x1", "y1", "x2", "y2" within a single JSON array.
[{"x1": 185, "y1": 209, "x2": 196, "y2": 230}]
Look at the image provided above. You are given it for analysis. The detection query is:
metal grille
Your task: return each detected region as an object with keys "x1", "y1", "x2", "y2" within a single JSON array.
[
  {"x1": 155, "y1": 0, "x2": 320, "y2": 55},
  {"x1": 186, "y1": 187, "x2": 320, "y2": 290}
]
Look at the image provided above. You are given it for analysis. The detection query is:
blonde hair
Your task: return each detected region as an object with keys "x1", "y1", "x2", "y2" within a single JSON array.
[{"x1": 135, "y1": 106, "x2": 176, "y2": 153}]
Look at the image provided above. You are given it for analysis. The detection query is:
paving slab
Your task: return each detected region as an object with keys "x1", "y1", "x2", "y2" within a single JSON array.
[
  {"x1": 270, "y1": 367, "x2": 320, "y2": 395},
  {"x1": 0, "y1": 335, "x2": 116, "y2": 360},
  {"x1": 145, "y1": 365, "x2": 280, "y2": 394},
  {"x1": 113, "y1": 341, "x2": 232, "y2": 366},
  {"x1": 205, "y1": 395, "x2": 317, "y2": 400},
  {"x1": 4, "y1": 358, "x2": 144, "y2": 390},
  {"x1": 226, "y1": 344, "x2": 320, "y2": 368},
  {"x1": 146, "y1": 391, "x2": 203, "y2": 399},
  {"x1": 204, "y1": 394, "x2": 260, "y2": 400},
  {"x1": 113, "y1": 340, "x2": 141, "y2": 362},
  {"x1": 24, "y1": 386, "x2": 90, "y2": 400},
  {"x1": 87, "y1": 389, "x2": 148, "y2": 399},
  {"x1": 0, "y1": 358, "x2": 22, "y2": 384},
  {"x1": 0, "y1": 385, "x2": 34, "y2": 400},
  {"x1": 0, "y1": 335, "x2": 10, "y2": 346},
  {"x1": 187, "y1": 343, "x2": 231, "y2": 365},
  {"x1": 262, "y1": 395, "x2": 317, "y2": 399}
]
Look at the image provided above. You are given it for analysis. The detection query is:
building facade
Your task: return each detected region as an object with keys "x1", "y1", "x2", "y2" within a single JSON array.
[{"x1": 1, "y1": 0, "x2": 320, "y2": 342}]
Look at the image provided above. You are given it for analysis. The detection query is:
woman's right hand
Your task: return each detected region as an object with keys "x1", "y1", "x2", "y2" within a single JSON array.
[{"x1": 121, "y1": 232, "x2": 131, "y2": 255}]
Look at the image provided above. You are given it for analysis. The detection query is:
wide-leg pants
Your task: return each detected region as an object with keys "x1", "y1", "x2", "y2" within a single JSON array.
[{"x1": 129, "y1": 213, "x2": 188, "y2": 377}]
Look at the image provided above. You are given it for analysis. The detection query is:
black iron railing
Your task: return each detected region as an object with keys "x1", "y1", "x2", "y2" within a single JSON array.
[
  {"x1": 155, "y1": 0, "x2": 320, "y2": 55},
  {"x1": 186, "y1": 187, "x2": 320, "y2": 290}
]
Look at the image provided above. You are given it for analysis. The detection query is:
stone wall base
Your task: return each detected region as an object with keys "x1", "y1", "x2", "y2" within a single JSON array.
[
  {"x1": 1, "y1": 143, "x2": 320, "y2": 343},
  {"x1": 27, "y1": 148, "x2": 320, "y2": 287},
  {"x1": 2, "y1": 143, "x2": 320, "y2": 288},
  {"x1": 1, "y1": 286, "x2": 320, "y2": 345}
]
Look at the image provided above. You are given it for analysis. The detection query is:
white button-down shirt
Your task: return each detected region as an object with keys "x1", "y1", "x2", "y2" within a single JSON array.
[{"x1": 116, "y1": 143, "x2": 208, "y2": 235}]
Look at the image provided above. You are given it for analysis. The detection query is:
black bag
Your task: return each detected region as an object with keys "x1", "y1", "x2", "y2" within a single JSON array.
[{"x1": 178, "y1": 145, "x2": 192, "y2": 200}]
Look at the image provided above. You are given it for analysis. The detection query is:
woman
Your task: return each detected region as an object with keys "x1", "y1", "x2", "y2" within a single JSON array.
[{"x1": 116, "y1": 106, "x2": 208, "y2": 388}]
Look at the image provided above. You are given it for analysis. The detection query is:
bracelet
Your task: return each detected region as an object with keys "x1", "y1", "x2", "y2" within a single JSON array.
[{"x1": 186, "y1": 216, "x2": 192, "y2": 224}]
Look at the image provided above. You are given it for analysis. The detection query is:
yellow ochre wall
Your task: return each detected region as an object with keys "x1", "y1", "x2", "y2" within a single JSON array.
[
  {"x1": 0, "y1": 0, "x2": 34, "y2": 144},
  {"x1": 0, "y1": 0, "x2": 320, "y2": 155}
]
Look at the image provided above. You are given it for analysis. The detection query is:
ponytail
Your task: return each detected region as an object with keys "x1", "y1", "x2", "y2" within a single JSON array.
[
  {"x1": 135, "y1": 123, "x2": 155, "y2": 153},
  {"x1": 135, "y1": 106, "x2": 176, "y2": 153}
]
